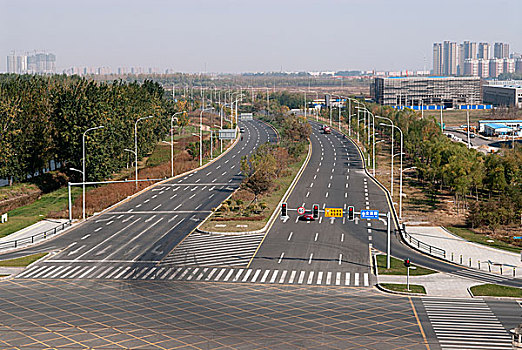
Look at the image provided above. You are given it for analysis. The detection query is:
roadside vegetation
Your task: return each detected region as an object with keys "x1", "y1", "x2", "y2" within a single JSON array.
[
  {"x1": 380, "y1": 283, "x2": 426, "y2": 294},
  {"x1": 376, "y1": 255, "x2": 436, "y2": 276},
  {"x1": 0, "y1": 252, "x2": 47, "y2": 267},
  {"x1": 470, "y1": 283, "x2": 522, "y2": 298}
]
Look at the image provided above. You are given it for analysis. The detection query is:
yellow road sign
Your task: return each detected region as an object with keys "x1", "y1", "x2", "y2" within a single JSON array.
[{"x1": 325, "y1": 208, "x2": 343, "y2": 218}]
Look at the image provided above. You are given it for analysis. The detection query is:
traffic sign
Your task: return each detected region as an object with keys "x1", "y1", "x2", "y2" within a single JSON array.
[
  {"x1": 361, "y1": 210, "x2": 379, "y2": 219},
  {"x1": 325, "y1": 208, "x2": 343, "y2": 218},
  {"x1": 297, "y1": 207, "x2": 305, "y2": 215},
  {"x1": 514, "y1": 236, "x2": 522, "y2": 239}
]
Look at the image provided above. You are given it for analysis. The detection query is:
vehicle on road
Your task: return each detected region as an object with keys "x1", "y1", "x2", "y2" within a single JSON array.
[
  {"x1": 323, "y1": 126, "x2": 331, "y2": 134},
  {"x1": 240, "y1": 127, "x2": 245, "y2": 133},
  {"x1": 301, "y1": 214, "x2": 315, "y2": 221}
]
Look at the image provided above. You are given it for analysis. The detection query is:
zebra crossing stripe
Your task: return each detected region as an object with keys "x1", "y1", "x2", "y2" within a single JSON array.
[
  {"x1": 260, "y1": 270, "x2": 270, "y2": 283},
  {"x1": 214, "y1": 268, "x2": 226, "y2": 281},
  {"x1": 106, "y1": 267, "x2": 123, "y2": 279},
  {"x1": 115, "y1": 267, "x2": 130, "y2": 279},
  {"x1": 364, "y1": 273, "x2": 369, "y2": 286},
  {"x1": 288, "y1": 270, "x2": 297, "y2": 284},
  {"x1": 326, "y1": 272, "x2": 332, "y2": 285},
  {"x1": 205, "y1": 268, "x2": 218, "y2": 281},
  {"x1": 223, "y1": 269, "x2": 234, "y2": 282},
  {"x1": 354, "y1": 273, "x2": 359, "y2": 286},
  {"x1": 278, "y1": 270, "x2": 287, "y2": 284},
  {"x1": 335, "y1": 272, "x2": 341, "y2": 285},
  {"x1": 16, "y1": 265, "x2": 40, "y2": 278},
  {"x1": 177, "y1": 268, "x2": 191, "y2": 280},
  {"x1": 298, "y1": 271, "x2": 305, "y2": 284},
  {"x1": 131, "y1": 267, "x2": 147, "y2": 279},
  {"x1": 32, "y1": 266, "x2": 54, "y2": 279},
  {"x1": 166, "y1": 267, "x2": 182, "y2": 280},
  {"x1": 232, "y1": 269, "x2": 243, "y2": 282},
  {"x1": 78, "y1": 266, "x2": 97, "y2": 279},
  {"x1": 96, "y1": 266, "x2": 114, "y2": 279},
  {"x1": 345, "y1": 272, "x2": 350, "y2": 286},
  {"x1": 250, "y1": 269, "x2": 261, "y2": 282},
  {"x1": 142, "y1": 267, "x2": 157, "y2": 280},
  {"x1": 269, "y1": 270, "x2": 279, "y2": 283},
  {"x1": 196, "y1": 268, "x2": 208, "y2": 281},
  {"x1": 45, "y1": 266, "x2": 67, "y2": 279},
  {"x1": 241, "y1": 269, "x2": 252, "y2": 282},
  {"x1": 70, "y1": 266, "x2": 87, "y2": 278},
  {"x1": 316, "y1": 271, "x2": 323, "y2": 285},
  {"x1": 186, "y1": 268, "x2": 199, "y2": 281},
  {"x1": 61, "y1": 266, "x2": 82, "y2": 278},
  {"x1": 307, "y1": 271, "x2": 315, "y2": 285}
]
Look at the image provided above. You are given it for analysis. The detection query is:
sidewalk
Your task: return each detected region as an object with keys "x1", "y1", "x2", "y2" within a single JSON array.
[
  {"x1": 0, "y1": 219, "x2": 70, "y2": 253},
  {"x1": 378, "y1": 273, "x2": 480, "y2": 298},
  {"x1": 406, "y1": 226, "x2": 522, "y2": 278}
]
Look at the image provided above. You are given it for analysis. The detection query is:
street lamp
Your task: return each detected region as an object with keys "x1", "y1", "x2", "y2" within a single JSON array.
[
  {"x1": 376, "y1": 115, "x2": 395, "y2": 197},
  {"x1": 169, "y1": 112, "x2": 184, "y2": 177},
  {"x1": 383, "y1": 123, "x2": 404, "y2": 219},
  {"x1": 199, "y1": 108, "x2": 213, "y2": 166},
  {"x1": 134, "y1": 116, "x2": 154, "y2": 189},
  {"x1": 82, "y1": 125, "x2": 104, "y2": 220}
]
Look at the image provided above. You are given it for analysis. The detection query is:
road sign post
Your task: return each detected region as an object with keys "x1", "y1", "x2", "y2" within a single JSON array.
[
  {"x1": 361, "y1": 210, "x2": 379, "y2": 220},
  {"x1": 297, "y1": 207, "x2": 305, "y2": 215},
  {"x1": 387, "y1": 212, "x2": 391, "y2": 269}
]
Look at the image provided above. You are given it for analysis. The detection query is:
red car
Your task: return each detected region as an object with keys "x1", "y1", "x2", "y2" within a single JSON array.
[{"x1": 301, "y1": 214, "x2": 315, "y2": 221}]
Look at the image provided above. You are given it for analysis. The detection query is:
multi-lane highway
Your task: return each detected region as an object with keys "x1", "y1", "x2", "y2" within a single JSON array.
[{"x1": 6, "y1": 118, "x2": 277, "y2": 280}]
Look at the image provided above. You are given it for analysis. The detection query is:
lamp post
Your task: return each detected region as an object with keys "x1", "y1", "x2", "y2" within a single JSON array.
[
  {"x1": 199, "y1": 108, "x2": 213, "y2": 166},
  {"x1": 383, "y1": 123, "x2": 404, "y2": 219},
  {"x1": 81, "y1": 125, "x2": 104, "y2": 220},
  {"x1": 134, "y1": 116, "x2": 154, "y2": 189},
  {"x1": 169, "y1": 112, "x2": 184, "y2": 177},
  {"x1": 376, "y1": 115, "x2": 395, "y2": 197},
  {"x1": 69, "y1": 167, "x2": 84, "y2": 220}
]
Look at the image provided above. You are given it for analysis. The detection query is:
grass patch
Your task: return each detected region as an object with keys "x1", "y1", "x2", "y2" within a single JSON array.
[
  {"x1": 446, "y1": 226, "x2": 521, "y2": 253},
  {"x1": 0, "y1": 187, "x2": 82, "y2": 238},
  {"x1": 376, "y1": 255, "x2": 437, "y2": 276},
  {"x1": 0, "y1": 253, "x2": 48, "y2": 267},
  {"x1": 380, "y1": 283, "x2": 426, "y2": 294},
  {"x1": 470, "y1": 283, "x2": 522, "y2": 298},
  {"x1": 146, "y1": 143, "x2": 174, "y2": 167},
  {"x1": 0, "y1": 183, "x2": 40, "y2": 202},
  {"x1": 0, "y1": 274, "x2": 8, "y2": 278}
]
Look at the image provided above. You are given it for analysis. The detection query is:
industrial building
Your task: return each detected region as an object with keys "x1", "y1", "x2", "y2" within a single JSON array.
[
  {"x1": 478, "y1": 120, "x2": 522, "y2": 136},
  {"x1": 483, "y1": 84, "x2": 522, "y2": 108},
  {"x1": 371, "y1": 76, "x2": 483, "y2": 108}
]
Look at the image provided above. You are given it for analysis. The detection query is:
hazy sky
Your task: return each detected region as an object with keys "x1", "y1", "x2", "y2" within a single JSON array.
[{"x1": 1, "y1": 0, "x2": 521, "y2": 73}]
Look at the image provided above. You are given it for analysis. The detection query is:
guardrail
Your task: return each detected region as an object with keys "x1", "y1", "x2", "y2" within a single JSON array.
[
  {"x1": 0, "y1": 220, "x2": 72, "y2": 251},
  {"x1": 402, "y1": 227, "x2": 446, "y2": 259}
]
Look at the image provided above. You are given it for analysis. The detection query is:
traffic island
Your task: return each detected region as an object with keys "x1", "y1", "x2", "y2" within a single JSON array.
[
  {"x1": 470, "y1": 284, "x2": 522, "y2": 298},
  {"x1": 0, "y1": 252, "x2": 48, "y2": 267},
  {"x1": 376, "y1": 255, "x2": 436, "y2": 276},
  {"x1": 379, "y1": 283, "x2": 426, "y2": 294}
]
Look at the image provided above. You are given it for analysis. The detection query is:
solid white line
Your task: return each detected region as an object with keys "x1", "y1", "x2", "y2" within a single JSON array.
[
  {"x1": 354, "y1": 273, "x2": 360, "y2": 286},
  {"x1": 308, "y1": 253, "x2": 313, "y2": 264},
  {"x1": 345, "y1": 272, "x2": 350, "y2": 286},
  {"x1": 278, "y1": 252, "x2": 285, "y2": 264},
  {"x1": 287, "y1": 232, "x2": 293, "y2": 241},
  {"x1": 339, "y1": 254, "x2": 342, "y2": 265}
]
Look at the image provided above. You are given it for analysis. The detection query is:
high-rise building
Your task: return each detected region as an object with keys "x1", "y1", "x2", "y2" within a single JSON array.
[
  {"x1": 463, "y1": 41, "x2": 477, "y2": 59},
  {"x1": 478, "y1": 43, "x2": 490, "y2": 59},
  {"x1": 494, "y1": 42, "x2": 510, "y2": 59},
  {"x1": 6, "y1": 54, "x2": 16, "y2": 73},
  {"x1": 443, "y1": 41, "x2": 458, "y2": 76},
  {"x1": 478, "y1": 59, "x2": 489, "y2": 78},
  {"x1": 433, "y1": 43, "x2": 443, "y2": 75},
  {"x1": 489, "y1": 59, "x2": 504, "y2": 78},
  {"x1": 463, "y1": 59, "x2": 479, "y2": 76},
  {"x1": 7, "y1": 51, "x2": 55, "y2": 74}
]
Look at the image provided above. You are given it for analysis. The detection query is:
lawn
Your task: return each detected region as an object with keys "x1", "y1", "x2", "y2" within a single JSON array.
[
  {"x1": 0, "y1": 253, "x2": 48, "y2": 267},
  {"x1": 380, "y1": 283, "x2": 426, "y2": 294},
  {"x1": 376, "y1": 254, "x2": 437, "y2": 276},
  {"x1": 446, "y1": 226, "x2": 521, "y2": 254},
  {"x1": 470, "y1": 283, "x2": 522, "y2": 298},
  {"x1": 0, "y1": 187, "x2": 82, "y2": 238}
]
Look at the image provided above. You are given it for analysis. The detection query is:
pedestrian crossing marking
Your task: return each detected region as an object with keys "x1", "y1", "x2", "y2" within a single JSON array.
[{"x1": 15, "y1": 264, "x2": 371, "y2": 287}]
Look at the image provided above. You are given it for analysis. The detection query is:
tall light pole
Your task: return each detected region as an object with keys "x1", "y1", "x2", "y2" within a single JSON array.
[
  {"x1": 376, "y1": 115, "x2": 395, "y2": 197},
  {"x1": 383, "y1": 123, "x2": 404, "y2": 219},
  {"x1": 82, "y1": 125, "x2": 104, "y2": 220},
  {"x1": 199, "y1": 107, "x2": 213, "y2": 166},
  {"x1": 169, "y1": 112, "x2": 184, "y2": 177},
  {"x1": 134, "y1": 116, "x2": 154, "y2": 189}
]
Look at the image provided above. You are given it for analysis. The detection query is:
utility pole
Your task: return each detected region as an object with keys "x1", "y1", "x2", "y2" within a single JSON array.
[{"x1": 467, "y1": 109, "x2": 471, "y2": 149}]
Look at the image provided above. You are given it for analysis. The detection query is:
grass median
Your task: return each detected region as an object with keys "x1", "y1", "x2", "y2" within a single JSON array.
[
  {"x1": 470, "y1": 283, "x2": 522, "y2": 298},
  {"x1": 0, "y1": 253, "x2": 48, "y2": 267},
  {"x1": 376, "y1": 255, "x2": 437, "y2": 276},
  {"x1": 380, "y1": 283, "x2": 426, "y2": 294}
]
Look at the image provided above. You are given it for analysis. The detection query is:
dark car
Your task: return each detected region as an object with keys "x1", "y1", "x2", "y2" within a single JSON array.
[{"x1": 301, "y1": 214, "x2": 315, "y2": 221}]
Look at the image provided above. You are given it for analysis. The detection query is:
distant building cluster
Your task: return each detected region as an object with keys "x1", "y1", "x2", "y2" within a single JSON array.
[
  {"x1": 6, "y1": 51, "x2": 56, "y2": 74},
  {"x1": 62, "y1": 66, "x2": 176, "y2": 76},
  {"x1": 433, "y1": 41, "x2": 522, "y2": 78}
]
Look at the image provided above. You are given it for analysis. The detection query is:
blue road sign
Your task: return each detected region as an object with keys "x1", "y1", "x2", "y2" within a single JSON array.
[
  {"x1": 514, "y1": 236, "x2": 522, "y2": 239},
  {"x1": 361, "y1": 210, "x2": 379, "y2": 220}
]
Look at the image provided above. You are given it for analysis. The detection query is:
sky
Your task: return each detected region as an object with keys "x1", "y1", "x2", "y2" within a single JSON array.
[{"x1": 1, "y1": 0, "x2": 521, "y2": 73}]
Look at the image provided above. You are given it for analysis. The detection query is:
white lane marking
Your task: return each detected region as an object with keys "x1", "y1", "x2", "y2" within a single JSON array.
[
  {"x1": 221, "y1": 172, "x2": 227, "y2": 176},
  {"x1": 94, "y1": 227, "x2": 102, "y2": 232},
  {"x1": 308, "y1": 253, "x2": 313, "y2": 264},
  {"x1": 316, "y1": 271, "x2": 323, "y2": 285},
  {"x1": 145, "y1": 215, "x2": 157, "y2": 223},
  {"x1": 325, "y1": 192, "x2": 328, "y2": 198},
  {"x1": 314, "y1": 233, "x2": 319, "y2": 241},
  {"x1": 364, "y1": 273, "x2": 369, "y2": 286},
  {"x1": 287, "y1": 232, "x2": 293, "y2": 241},
  {"x1": 241, "y1": 269, "x2": 252, "y2": 282},
  {"x1": 114, "y1": 267, "x2": 131, "y2": 279},
  {"x1": 170, "y1": 194, "x2": 178, "y2": 199},
  {"x1": 307, "y1": 271, "x2": 315, "y2": 284},
  {"x1": 310, "y1": 182, "x2": 313, "y2": 188},
  {"x1": 206, "y1": 171, "x2": 212, "y2": 176},
  {"x1": 105, "y1": 221, "x2": 114, "y2": 226},
  {"x1": 341, "y1": 234, "x2": 344, "y2": 242},
  {"x1": 122, "y1": 215, "x2": 135, "y2": 223},
  {"x1": 78, "y1": 266, "x2": 97, "y2": 279},
  {"x1": 345, "y1": 272, "x2": 351, "y2": 286},
  {"x1": 232, "y1": 269, "x2": 243, "y2": 282},
  {"x1": 153, "y1": 204, "x2": 162, "y2": 210},
  {"x1": 144, "y1": 199, "x2": 150, "y2": 203},
  {"x1": 319, "y1": 217, "x2": 322, "y2": 224},
  {"x1": 278, "y1": 252, "x2": 285, "y2": 264},
  {"x1": 205, "y1": 268, "x2": 218, "y2": 281},
  {"x1": 345, "y1": 193, "x2": 347, "y2": 198},
  {"x1": 81, "y1": 234, "x2": 90, "y2": 240},
  {"x1": 354, "y1": 273, "x2": 360, "y2": 286},
  {"x1": 223, "y1": 269, "x2": 234, "y2": 282},
  {"x1": 313, "y1": 175, "x2": 317, "y2": 180},
  {"x1": 306, "y1": 192, "x2": 310, "y2": 198},
  {"x1": 326, "y1": 272, "x2": 332, "y2": 285},
  {"x1": 339, "y1": 254, "x2": 342, "y2": 265},
  {"x1": 189, "y1": 193, "x2": 197, "y2": 199},
  {"x1": 136, "y1": 204, "x2": 142, "y2": 208},
  {"x1": 269, "y1": 270, "x2": 279, "y2": 283},
  {"x1": 250, "y1": 269, "x2": 261, "y2": 282},
  {"x1": 260, "y1": 270, "x2": 271, "y2": 283}
]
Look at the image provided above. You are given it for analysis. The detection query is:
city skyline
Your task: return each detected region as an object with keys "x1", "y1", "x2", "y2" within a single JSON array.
[{"x1": 1, "y1": 0, "x2": 521, "y2": 73}]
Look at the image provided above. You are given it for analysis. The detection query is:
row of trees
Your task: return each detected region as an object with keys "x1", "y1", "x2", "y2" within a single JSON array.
[
  {"x1": 366, "y1": 104, "x2": 522, "y2": 230},
  {"x1": 0, "y1": 74, "x2": 182, "y2": 186}
]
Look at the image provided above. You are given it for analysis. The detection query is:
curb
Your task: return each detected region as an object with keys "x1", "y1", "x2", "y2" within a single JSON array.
[
  {"x1": 197, "y1": 135, "x2": 313, "y2": 236},
  {"x1": 375, "y1": 283, "x2": 426, "y2": 297},
  {"x1": 467, "y1": 285, "x2": 522, "y2": 300},
  {"x1": 0, "y1": 127, "x2": 241, "y2": 257}
]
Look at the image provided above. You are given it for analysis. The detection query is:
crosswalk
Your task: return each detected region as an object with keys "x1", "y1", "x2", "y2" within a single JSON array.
[
  {"x1": 422, "y1": 298, "x2": 511, "y2": 349},
  {"x1": 161, "y1": 232, "x2": 265, "y2": 266},
  {"x1": 15, "y1": 264, "x2": 371, "y2": 286}
]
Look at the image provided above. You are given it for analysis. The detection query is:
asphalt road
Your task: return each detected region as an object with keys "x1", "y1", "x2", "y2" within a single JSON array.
[{"x1": 3, "y1": 119, "x2": 277, "y2": 279}]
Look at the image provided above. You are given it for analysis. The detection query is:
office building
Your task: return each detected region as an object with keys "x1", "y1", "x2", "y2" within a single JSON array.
[
  {"x1": 483, "y1": 84, "x2": 522, "y2": 108},
  {"x1": 494, "y1": 42, "x2": 510, "y2": 59},
  {"x1": 443, "y1": 41, "x2": 458, "y2": 76},
  {"x1": 372, "y1": 76, "x2": 482, "y2": 108},
  {"x1": 478, "y1": 43, "x2": 490, "y2": 59},
  {"x1": 433, "y1": 43, "x2": 443, "y2": 75}
]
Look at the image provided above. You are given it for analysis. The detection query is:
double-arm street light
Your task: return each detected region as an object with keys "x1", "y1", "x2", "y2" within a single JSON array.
[
  {"x1": 376, "y1": 115, "x2": 395, "y2": 197},
  {"x1": 199, "y1": 107, "x2": 213, "y2": 166},
  {"x1": 81, "y1": 125, "x2": 104, "y2": 220},
  {"x1": 134, "y1": 116, "x2": 154, "y2": 189},
  {"x1": 382, "y1": 123, "x2": 404, "y2": 219},
  {"x1": 168, "y1": 112, "x2": 184, "y2": 178}
]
